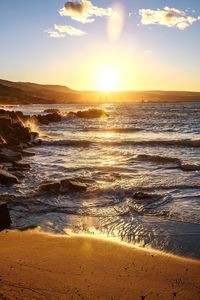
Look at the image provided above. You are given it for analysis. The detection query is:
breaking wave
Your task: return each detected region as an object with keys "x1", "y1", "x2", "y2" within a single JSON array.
[
  {"x1": 132, "y1": 154, "x2": 181, "y2": 165},
  {"x1": 103, "y1": 138, "x2": 200, "y2": 148},
  {"x1": 43, "y1": 140, "x2": 92, "y2": 147},
  {"x1": 42, "y1": 138, "x2": 200, "y2": 149},
  {"x1": 82, "y1": 127, "x2": 141, "y2": 133},
  {"x1": 130, "y1": 154, "x2": 200, "y2": 172}
]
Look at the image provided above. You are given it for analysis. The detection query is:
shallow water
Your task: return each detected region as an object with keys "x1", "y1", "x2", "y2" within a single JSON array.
[{"x1": 1, "y1": 102, "x2": 200, "y2": 258}]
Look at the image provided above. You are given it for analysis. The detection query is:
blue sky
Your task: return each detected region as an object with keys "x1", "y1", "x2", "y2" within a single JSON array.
[{"x1": 0, "y1": 1, "x2": 200, "y2": 91}]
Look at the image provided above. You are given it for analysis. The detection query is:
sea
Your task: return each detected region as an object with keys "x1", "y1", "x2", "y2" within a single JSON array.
[{"x1": 1, "y1": 102, "x2": 200, "y2": 258}]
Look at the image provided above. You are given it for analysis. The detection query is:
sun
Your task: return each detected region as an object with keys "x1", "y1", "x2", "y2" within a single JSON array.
[{"x1": 97, "y1": 67, "x2": 119, "y2": 92}]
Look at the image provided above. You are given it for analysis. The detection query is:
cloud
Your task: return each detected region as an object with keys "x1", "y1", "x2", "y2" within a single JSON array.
[
  {"x1": 46, "y1": 24, "x2": 86, "y2": 38},
  {"x1": 59, "y1": 0, "x2": 118, "y2": 23},
  {"x1": 54, "y1": 24, "x2": 86, "y2": 36},
  {"x1": 46, "y1": 30, "x2": 65, "y2": 38},
  {"x1": 139, "y1": 7, "x2": 199, "y2": 30}
]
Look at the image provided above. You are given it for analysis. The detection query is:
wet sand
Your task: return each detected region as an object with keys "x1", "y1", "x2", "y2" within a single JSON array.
[{"x1": 0, "y1": 230, "x2": 200, "y2": 300}]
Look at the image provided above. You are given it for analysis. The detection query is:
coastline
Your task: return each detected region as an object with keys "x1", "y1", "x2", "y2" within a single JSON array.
[{"x1": 0, "y1": 230, "x2": 200, "y2": 300}]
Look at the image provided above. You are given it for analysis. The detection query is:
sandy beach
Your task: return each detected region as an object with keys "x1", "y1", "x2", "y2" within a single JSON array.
[{"x1": 0, "y1": 231, "x2": 200, "y2": 300}]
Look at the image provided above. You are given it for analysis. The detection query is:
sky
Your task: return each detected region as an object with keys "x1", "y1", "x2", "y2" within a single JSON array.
[{"x1": 0, "y1": 0, "x2": 200, "y2": 91}]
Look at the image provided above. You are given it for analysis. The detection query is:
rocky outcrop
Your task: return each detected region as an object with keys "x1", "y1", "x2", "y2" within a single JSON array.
[
  {"x1": 0, "y1": 108, "x2": 62, "y2": 127},
  {"x1": 0, "y1": 108, "x2": 109, "y2": 127},
  {"x1": 0, "y1": 169, "x2": 19, "y2": 184},
  {"x1": 0, "y1": 202, "x2": 12, "y2": 229},
  {"x1": 68, "y1": 108, "x2": 109, "y2": 119},
  {"x1": 12, "y1": 161, "x2": 31, "y2": 171},
  {"x1": 60, "y1": 179, "x2": 87, "y2": 192},
  {"x1": 0, "y1": 148, "x2": 22, "y2": 162},
  {"x1": 38, "y1": 181, "x2": 61, "y2": 193},
  {"x1": 20, "y1": 149, "x2": 36, "y2": 157},
  {"x1": 0, "y1": 111, "x2": 39, "y2": 146},
  {"x1": 0, "y1": 108, "x2": 63, "y2": 187},
  {"x1": 36, "y1": 112, "x2": 62, "y2": 125},
  {"x1": 38, "y1": 178, "x2": 87, "y2": 194},
  {"x1": 0, "y1": 109, "x2": 41, "y2": 186}
]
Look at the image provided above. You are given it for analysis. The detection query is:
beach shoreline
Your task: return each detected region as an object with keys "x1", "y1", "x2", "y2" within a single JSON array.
[
  {"x1": 1, "y1": 104, "x2": 200, "y2": 259},
  {"x1": 0, "y1": 230, "x2": 200, "y2": 300}
]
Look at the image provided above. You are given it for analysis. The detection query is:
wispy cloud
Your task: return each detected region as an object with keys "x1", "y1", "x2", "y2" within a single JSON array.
[
  {"x1": 54, "y1": 24, "x2": 86, "y2": 36},
  {"x1": 45, "y1": 30, "x2": 65, "y2": 38},
  {"x1": 46, "y1": 24, "x2": 86, "y2": 38},
  {"x1": 59, "y1": 0, "x2": 118, "y2": 24},
  {"x1": 139, "y1": 7, "x2": 199, "y2": 30}
]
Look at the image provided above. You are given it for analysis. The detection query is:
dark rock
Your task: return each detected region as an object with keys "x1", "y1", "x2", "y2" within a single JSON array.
[
  {"x1": 12, "y1": 123, "x2": 32, "y2": 143},
  {"x1": 68, "y1": 108, "x2": 109, "y2": 119},
  {"x1": 20, "y1": 150, "x2": 35, "y2": 157},
  {"x1": 37, "y1": 178, "x2": 87, "y2": 194},
  {"x1": 15, "y1": 110, "x2": 24, "y2": 119},
  {"x1": 0, "y1": 110, "x2": 40, "y2": 147},
  {"x1": 12, "y1": 161, "x2": 31, "y2": 171},
  {"x1": 60, "y1": 179, "x2": 87, "y2": 192},
  {"x1": 38, "y1": 181, "x2": 61, "y2": 193},
  {"x1": 31, "y1": 138, "x2": 42, "y2": 146},
  {"x1": 0, "y1": 202, "x2": 12, "y2": 229},
  {"x1": 44, "y1": 108, "x2": 60, "y2": 114},
  {"x1": 0, "y1": 169, "x2": 19, "y2": 184},
  {"x1": 11, "y1": 171, "x2": 25, "y2": 179},
  {"x1": 0, "y1": 109, "x2": 8, "y2": 115},
  {"x1": 0, "y1": 109, "x2": 41, "y2": 185},
  {"x1": 31, "y1": 132, "x2": 39, "y2": 139},
  {"x1": 6, "y1": 136, "x2": 20, "y2": 146},
  {"x1": 0, "y1": 148, "x2": 22, "y2": 162},
  {"x1": 0, "y1": 120, "x2": 28, "y2": 146},
  {"x1": 36, "y1": 112, "x2": 61, "y2": 125},
  {"x1": 133, "y1": 192, "x2": 163, "y2": 207},
  {"x1": 133, "y1": 192, "x2": 154, "y2": 200},
  {"x1": 0, "y1": 115, "x2": 12, "y2": 127},
  {"x1": 9, "y1": 111, "x2": 19, "y2": 122}
]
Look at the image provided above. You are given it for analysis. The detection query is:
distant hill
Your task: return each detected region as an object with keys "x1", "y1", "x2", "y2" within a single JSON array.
[
  {"x1": 0, "y1": 78, "x2": 200, "y2": 104},
  {"x1": 99, "y1": 90, "x2": 200, "y2": 103},
  {"x1": 0, "y1": 79, "x2": 82, "y2": 104}
]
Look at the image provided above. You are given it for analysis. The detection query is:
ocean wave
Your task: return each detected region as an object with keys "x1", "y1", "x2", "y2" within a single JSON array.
[
  {"x1": 42, "y1": 138, "x2": 200, "y2": 149},
  {"x1": 9, "y1": 189, "x2": 170, "y2": 217},
  {"x1": 89, "y1": 184, "x2": 200, "y2": 199},
  {"x1": 103, "y1": 138, "x2": 200, "y2": 148},
  {"x1": 42, "y1": 140, "x2": 92, "y2": 147},
  {"x1": 130, "y1": 154, "x2": 200, "y2": 172},
  {"x1": 82, "y1": 127, "x2": 141, "y2": 133},
  {"x1": 180, "y1": 164, "x2": 200, "y2": 171},
  {"x1": 127, "y1": 192, "x2": 171, "y2": 214},
  {"x1": 132, "y1": 154, "x2": 181, "y2": 165}
]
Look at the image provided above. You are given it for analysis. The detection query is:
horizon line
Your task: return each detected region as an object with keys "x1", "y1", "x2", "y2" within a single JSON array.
[{"x1": 1, "y1": 77, "x2": 200, "y2": 94}]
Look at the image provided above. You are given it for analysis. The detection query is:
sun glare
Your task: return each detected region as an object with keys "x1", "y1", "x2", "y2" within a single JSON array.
[{"x1": 98, "y1": 67, "x2": 119, "y2": 92}]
